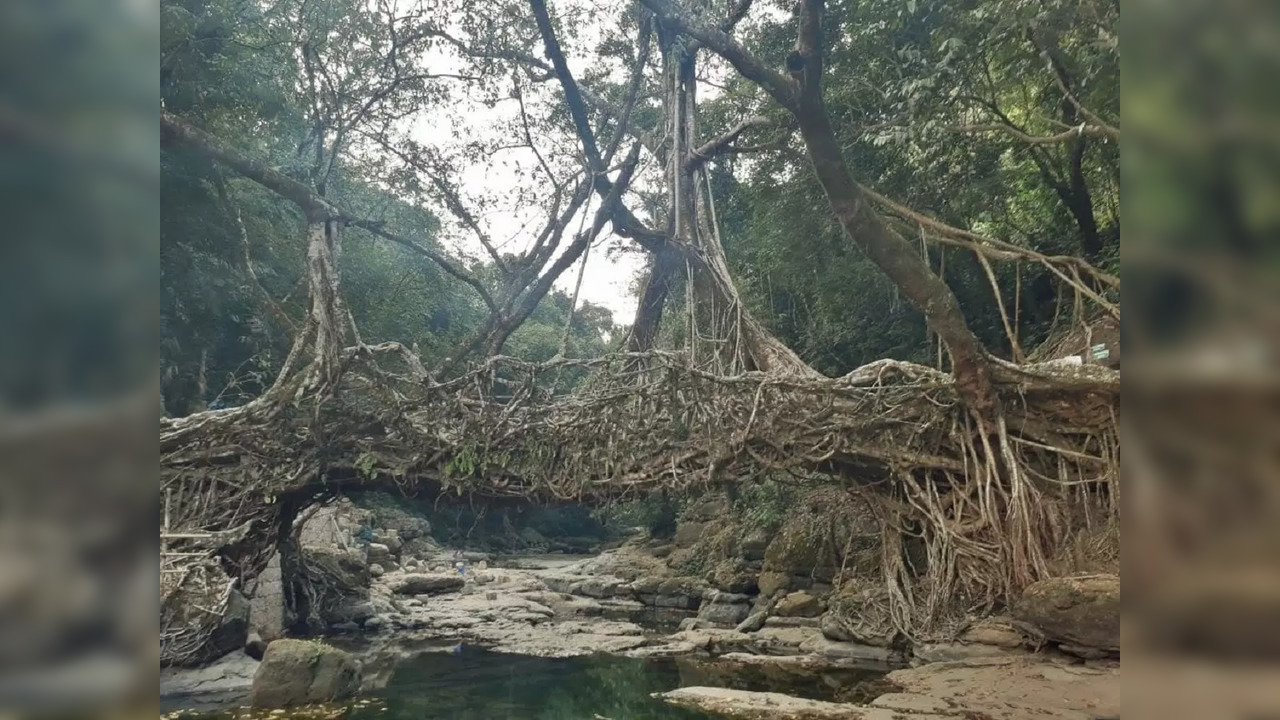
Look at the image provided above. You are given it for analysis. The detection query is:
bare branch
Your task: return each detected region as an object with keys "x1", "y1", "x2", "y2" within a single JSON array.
[
  {"x1": 602, "y1": 15, "x2": 653, "y2": 167},
  {"x1": 641, "y1": 0, "x2": 798, "y2": 110},
  {"x1": 685, "y1": 115, "x2": 773, "y2": 171}
]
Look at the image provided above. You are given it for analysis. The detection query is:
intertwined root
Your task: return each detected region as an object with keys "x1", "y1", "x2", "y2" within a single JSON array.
[{"x1": 160, "y1": 348, "x2": 1117, "y2": 653}]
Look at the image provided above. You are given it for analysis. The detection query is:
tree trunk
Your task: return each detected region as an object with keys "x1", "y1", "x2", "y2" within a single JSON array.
[
  {"x1": 669, "y1": 47, "x2": 814, "y2": 375},
  {"x1": 641, "y1": 0, "x2": 996, "y2": 408}
]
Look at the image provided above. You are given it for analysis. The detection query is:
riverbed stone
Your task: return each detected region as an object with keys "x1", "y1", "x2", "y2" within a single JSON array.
[
  {"x1": 371, "y1": 530, "x2": 403, "y2": 555},
  {"x1": 366, "y1": 542, "x2": 392, "y2": 565},
  {"x1": 1014, "y1": 574, "x2": 1119, "y2": 651},
  {"x1": 959, "y1": 616, "x2": 1027, "y2": 649},
  {"x1": 798, "y1": 635, "x2": 901, "y2": 664},
  {"x1": 775, "y1": 591, "x2": 823, "y2": 618},
  {"x1": 698, "y1": 597, "x2": 752, "y2": 626},
  {"x1": 657, "y1": 686, "x2": 951, "y2": 719},
  {"x1": 886, "y1": 655, "x2": 1120, "y2": 720},
  {"x1": 389, "y1": 573, "x2": 465, "y2": 595},
  {"x1": 247, "y1": 639, "x2": 360, "y2": 708},
  {"x1": 571, "y1": 576, "x2": 628, "y2": 598},
  {"x1": 913, "y1": 642, "x2": 1022, "y2": 663}
]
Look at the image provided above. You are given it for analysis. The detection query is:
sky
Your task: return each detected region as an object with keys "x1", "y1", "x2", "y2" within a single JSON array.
[{"x1": 405, "y1": 5, "x2": 651, "y2": 328}]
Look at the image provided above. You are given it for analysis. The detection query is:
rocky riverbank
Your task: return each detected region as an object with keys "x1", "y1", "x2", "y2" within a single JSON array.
[{"x1": 163, "y1": 490, "x2": 1119, "y2": 719}]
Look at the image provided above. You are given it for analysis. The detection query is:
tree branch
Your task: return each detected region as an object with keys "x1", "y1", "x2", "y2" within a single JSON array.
[
  {"x1": 528, "y1": 0, "x2": 669, "y2": 251},
  {"x1": 640, "y1": 0, "x2": 798, "y2": 110},
  {"x1": 161, "y1": 110, "x2": 333, "y2": 221},
  {"x1": 685, "y1": 115, "x2": 773, "y2": 171}
]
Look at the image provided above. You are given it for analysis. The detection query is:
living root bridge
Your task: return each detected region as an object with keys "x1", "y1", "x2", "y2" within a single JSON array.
[{"x1": 161, "y1": 347, "x2": 1117, "y2": 659}]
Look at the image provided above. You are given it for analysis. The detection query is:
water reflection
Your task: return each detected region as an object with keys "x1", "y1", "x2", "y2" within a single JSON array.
[{"x1": 166, "y1": 646, "x2": 889, "y2": 720}]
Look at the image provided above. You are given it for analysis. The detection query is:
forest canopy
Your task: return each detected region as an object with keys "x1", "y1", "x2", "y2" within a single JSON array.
[{"x1": 161, "y1": 0, "x2": 1118, "y2": 414}]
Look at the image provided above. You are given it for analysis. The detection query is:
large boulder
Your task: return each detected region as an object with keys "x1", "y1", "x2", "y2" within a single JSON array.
[
  {"x1": 248, "y1": 639, "x2": 361, "y2": 708},
  {"x1": 1014, "y1": 574, "x2": 1119, "y2": 651},
  {"x1": 389, "y1": 573, "x2": 465, "y2": 596}
]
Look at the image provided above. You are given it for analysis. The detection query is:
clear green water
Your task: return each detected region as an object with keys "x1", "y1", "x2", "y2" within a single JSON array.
[{"x1": 168, "y1": 645, "x2": 887, "y2": 720}]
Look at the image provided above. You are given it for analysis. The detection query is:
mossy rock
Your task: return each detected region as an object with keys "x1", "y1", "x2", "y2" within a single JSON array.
[{"x1": 248, "y1": 639, "x2": 361, "y2": 708}]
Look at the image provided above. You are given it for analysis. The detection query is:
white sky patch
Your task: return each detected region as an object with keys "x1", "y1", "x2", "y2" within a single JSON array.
[{"x1": 396, "y1": 5, "x2": 651, "y2": 327}]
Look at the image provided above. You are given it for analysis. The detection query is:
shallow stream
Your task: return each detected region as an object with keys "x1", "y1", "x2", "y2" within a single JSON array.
[{"x1": 166, "y1": 644, "x2": 887, "y2": 720}]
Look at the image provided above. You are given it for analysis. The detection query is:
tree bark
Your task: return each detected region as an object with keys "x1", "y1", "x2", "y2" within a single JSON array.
[{"x1": 641, "y1": 0, "x2": 995, "y2": 408}]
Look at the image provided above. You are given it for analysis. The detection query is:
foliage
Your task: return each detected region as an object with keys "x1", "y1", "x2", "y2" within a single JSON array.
[
  {"x1": 733, "y1": 478, "x2": 800, "y2": 532},
  {"x1": 159, "y1": 0, "x2": 616, "y2": 415}
]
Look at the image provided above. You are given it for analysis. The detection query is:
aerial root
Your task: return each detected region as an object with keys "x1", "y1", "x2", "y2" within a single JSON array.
[{"x1": 160, "y1": 349, "x2": 1117, "y2": 657}]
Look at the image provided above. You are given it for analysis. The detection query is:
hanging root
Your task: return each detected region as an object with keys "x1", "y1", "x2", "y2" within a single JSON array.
[{"x1": 161, "y1": 347, "x2": 1118, "y2": 643}]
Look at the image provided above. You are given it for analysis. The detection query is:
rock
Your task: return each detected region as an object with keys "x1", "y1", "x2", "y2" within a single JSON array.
[
  {"x1": 819, "y1": 613, "x2": 853, "y2": 642},
  {"x1": 775, "y1": 591, "x2": 823, "y2": 618},
  {"x1": 368, "y1": 563, "x2": 385, "y2": 578},
  {"x1": 959, "y1": 617, "x2": 1026, "y2": 649},
  {"x1": 869, "y1": 693, "x2": 951, "y2": 714},
  {"x1": 371, "y1": 530, "x2": 403, "y2": 555},
  {"x1": 673, "y1": 521, "x2": 706, "y2": 548},
  {"x1": 248, "y1": 639, "x2": 360, "y2": 708},
  {"x1": 389, "y1": 573, "x2": 466, "y2": 596},
  {"x1": 656, "y1": 687, "x2": 950, "y2": 719},
  {"x1": 461, "y1": 551, "x2": 490, "y2": 563},
  {"x1": 160, "y1": 649, "x2": 260, "y2": 699},
  {"x1": 763, "y1": 615, "x2": 820, "y2": 629},
  {"x1": 756, "y1": 571, "x2": 790, "y2": 598},
  {"x1": 703, "y1": 589, "x2": 752, "y2": 604},
  {"x1": 572, "y1": 576, "x2": 628, "y2": 598},
  {"x1": 913, "y1": 642, "x2": 1021, "y2": 663},
  {"x1": 698, "y1": 597, "x2": 752, "y2": 626},
  {"x1": 244, "y1": 632, "x2": 267, "y2": 661},
  {"x1": 302, "y1": 547, "x2": 370, "y2": 593},
  {"x1": 739, "y1": 528, "x2": 770, "y2": 563},
  {"x1": 366, "y1": 542, "x2": 393, "y2": 566},
  {"x1": 756, "y1": 626, "x2": 823, "y2": 653},
  {"x1": 650, "y1": 544, "x2": 674, "y2": 558},
  {"x1": 195, "y1": 589, "x2": 251, "y2": 666},
  {"x1": 323, "y1": 599, "x2": 379, "y2": 626},
  {"x1": 887, "y1": 655, "x2": 1120, "y2": 720},
  {"x1": 1057, "y1": 642, "x2": 1112, "y2": 660},
  {"x1": 330, "y1": 621, "x2": 360, "y2": 633},
  {"x1": 680, "y1": 618, "x2": 716, "y2": 631},
  {"x1": 1014, "y1": 574, "x2": 1119, "y2": 651},
  {"x1": 402, "y1": 537, "x2": 442, "y2": 560},
  {"x1": 632, "y1": 576, "x2": 704, "y2": 610},
  {"x1": 707, "y1": 564, "x2": 758, "y2": 595},
  {"x1": 363, "y1": 616, "x2": 387, "y2": 631}
]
